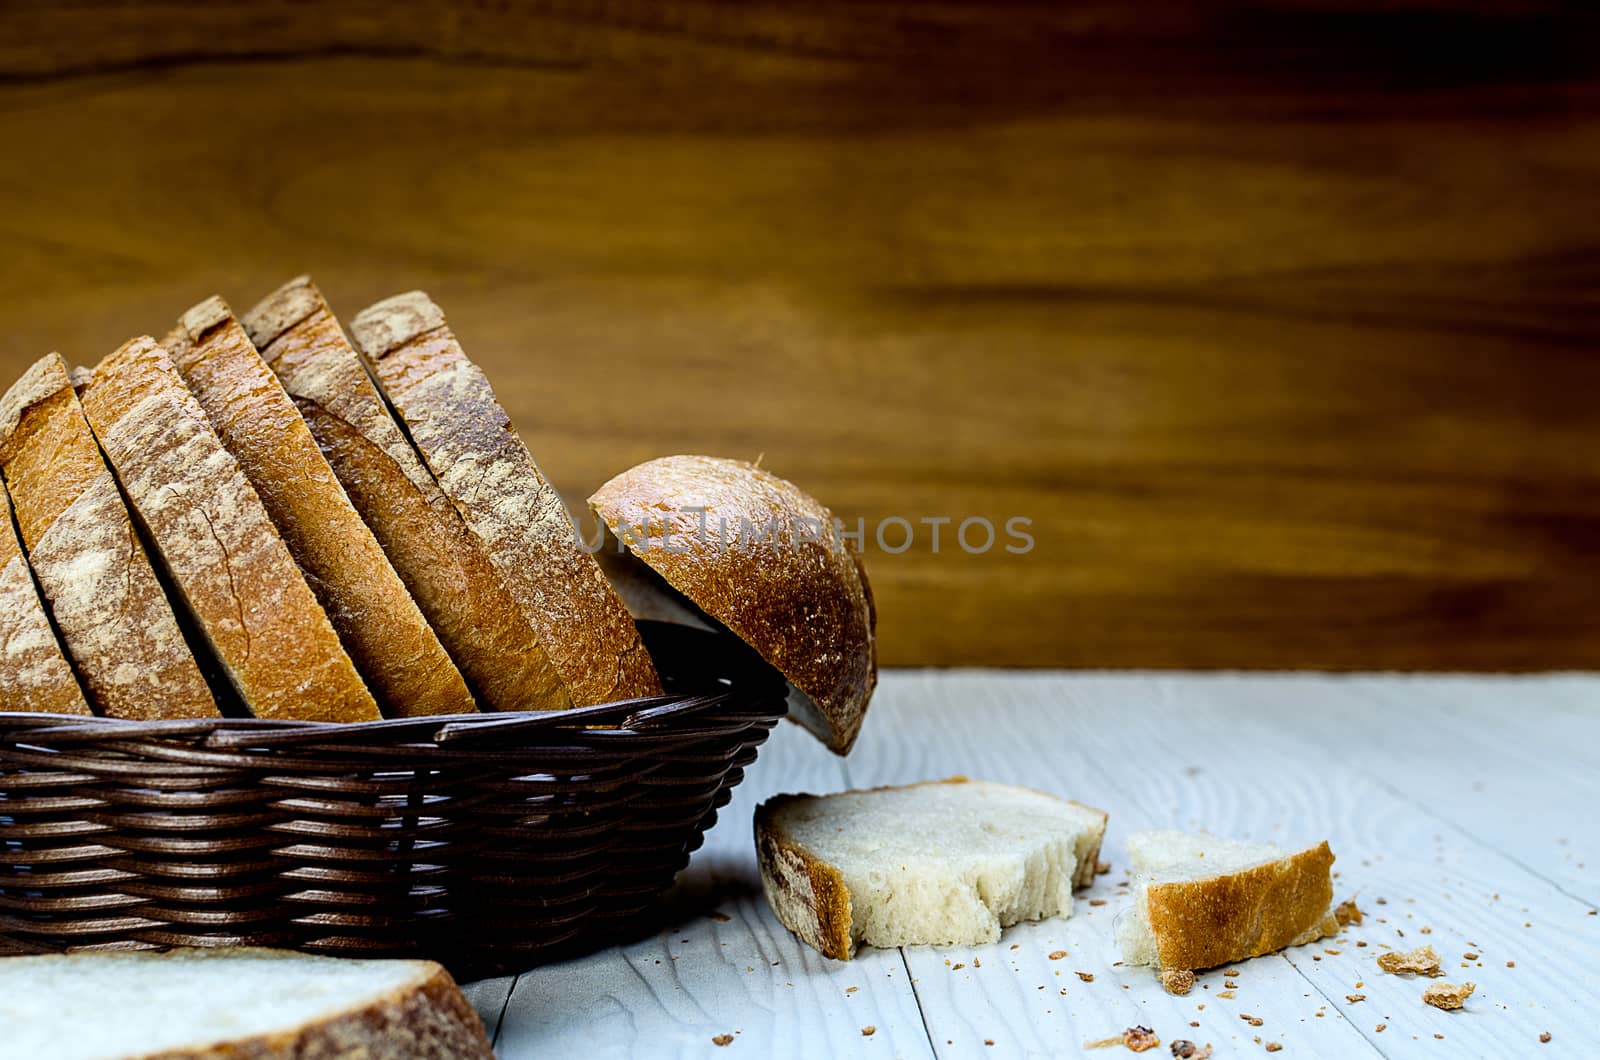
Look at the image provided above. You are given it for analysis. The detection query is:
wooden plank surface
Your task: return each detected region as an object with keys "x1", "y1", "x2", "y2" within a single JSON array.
[
  {"x1": 4, "y1": 4, "x2": 1600, "y2": 668},
  {"x1": 477, "y1": 671, "x2": 1600, "y2": 1057}
]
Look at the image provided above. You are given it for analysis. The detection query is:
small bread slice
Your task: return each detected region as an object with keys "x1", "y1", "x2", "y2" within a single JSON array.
[
  {"x1": 0, "y1": 947, "x2": 493, "y2": 1059},
  {"x1": 756, "y1": 778, "x2": 1108, "y2": 959},
  {"x1": 591, "y1": 455, "x2": 876, "y2": 753},
  {"x1": 1116, "y1": 830, "x2": 1339, "y2": 983},
  {"x1": 242, "y1": 277, "x2": 569, "y2": 713},
  {"x1": 163, "y1": 296, "x2": 474, "y2": 719},
  {"x1": 0, "y1": 477, "x2": 90, "y2": 715},
  {"x1": 350, "y1": 291, "x2": 659, "y2": 706},
  {"x1": 0, "y1": 354, "x2": 216, "y2": 719},
  {"x1": 78, "y1": 337, "x2": 379, "y2": 723}
]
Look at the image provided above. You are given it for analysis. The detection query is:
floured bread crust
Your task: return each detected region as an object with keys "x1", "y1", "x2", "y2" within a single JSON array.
[
  {"x1": 0, "y1": 353, "x2": 215, "y2": 719},
  {"x1": 244, "y1": 277, "x2": 568, "y2": 712},
  {"x1": 351, "y1": 291, "x2": 659, "y2": 707},
  {"x1": 0, "y1": 479, "x2": 90, "y2": 714}
]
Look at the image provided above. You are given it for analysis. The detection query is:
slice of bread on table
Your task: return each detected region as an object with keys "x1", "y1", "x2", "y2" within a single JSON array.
[
  {"x1": 1116, "y1": 829, "x2": 1338, "y2": 985},
  {"x1": 163, "y1": 296, "x2": 474, "y2": 719},
  {"x1": 243, "y1": 277, "x2": 569, "y2": 713},
  {"x1": 756, "y1": 778, "x2": 1108, "y2": 959},
  {"x1": 0, "y1": 353, "x2": 216, "y2": 719},
  {"x1": 0, "y1": 947, "x2": 493, "y2": 1060},
  {"x1": 0, "y1": 476, "x2": 91, "y2": 715},
  {"x1": 78, "y1": 337, "x2": 379, "y2": 723},
  {"x1": 350, "y1": 290, "x2": 659, "y2": 706}
]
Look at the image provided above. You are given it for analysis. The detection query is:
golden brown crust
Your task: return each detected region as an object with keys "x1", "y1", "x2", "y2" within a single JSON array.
[
  {"x1": 0, "y1": 478, "x2": 91, "y2": 715},
  {"x1": 78, "y1": 338, "x2": 378, "y2": 722},
  {"x1": 1145, "y1": 841, "x2": 1337, "y2": 973},
  {"x1": 351, "y1": 291, "x2": 659, "y2": 707},
  {"x1": 755, "y1": 795, "x2": 856, "y2": 960},
  {"x1": 590, "y1": 455, "x2": 876, "y2": 753},
  {"x1": 165, "y1": 296, "x2": 473, "y2": 719},
  {"x1": 0, "y1": 354, "x2": 216, "y2": 719},
  {"x1": 244, "y1": 277, "x2": 569, "y2": 713}
]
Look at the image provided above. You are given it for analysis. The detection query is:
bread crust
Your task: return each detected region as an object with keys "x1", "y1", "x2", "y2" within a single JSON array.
[
  {"x1": 9, "y1": 949, "x2": 493, "y2": 1060},
  {"x1": 351, "y1": 291, "x2": 659, "y2": 706},
  {"x1": 1144, "y1": 840, "x2": 1337, "y2": 972},
  {"x1": 755, "y1": 778, "x2": 1107, "y2": 959},
  {"x1": 78, "y1": 337, "x2": 379, "y2": 723},
  {"x1": 0, "y1": 478, "x2": 90, "y2": 714},
  {"x1": 0, "y1": 354, "x2": 215, "y2": 719},
  {"x1": 165, "y1": 296, "x2": 474, "y2": 719},
  {"x1": 755, "y1": 795, "x2": 856, "y2": 960},
  {"x1": 244, "y1": 277, "x2": 569, "y2": 712},
  {"x1": 591, "y1": 455, "x2": 876, "y2": 753}
]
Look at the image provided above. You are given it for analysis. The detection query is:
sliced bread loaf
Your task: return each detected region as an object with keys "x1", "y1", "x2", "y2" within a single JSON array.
[
  {"x1": 0, "y1": 947, "x2": 493, "y2": 1060},
  {"x1": 756, "y1": 778, "x2": 1108, "y2": 959},
  {"x1": 0, "y1": 477, "x2": 90, "y2": 714},
  {"x1": 163, "y1": 296, "x2": 474, "y2": 719},
  {"x1": 243, "y1": 277, "x2": 569, "y2": 712},
  {"x1": 77, "y1": 337, "x2": 379, "y2": 723},
  {"x1": 350, "y1": 291, "x2": 659, "y2": 706},
  {"x1": 1116, "y1": 830, "x2": 1338, "y2": 982},
  {"x1": 0, "y1": 354, "x2": 216, "y2": 719}
]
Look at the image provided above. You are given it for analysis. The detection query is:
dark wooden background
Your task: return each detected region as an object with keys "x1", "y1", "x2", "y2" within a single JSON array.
[{"x1": 3, "y1": 2, "x2": 1599, "y2": 669}]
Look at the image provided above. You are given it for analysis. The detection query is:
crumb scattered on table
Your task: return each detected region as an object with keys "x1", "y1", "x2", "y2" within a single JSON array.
[
  {"x1": 861, "y1": 1026, "x2": 875, "y2": 1037},
  {"x1": 1377, "y1": 945, "x2": 1442, "y2": 977},
  {"x1": 1077, "y1": 970, "x2": 1095, "y2": 982},
  {"x1": 1422, "y1": 981, "x2": 1475, "y2": 1011},
  {"x1": 1540, "y1": 1032, "x2": 1552, "y2": 1043},
  {"x1": 712, "y1": 1034, "x2": 734, "y2": 1047},
  {"x1": 1346, "y1": 994, "x2": 1365, "y2": 1003},
  {"x1": 1160, "y1": 969, "x2": 1196, "y2": 995},
  {"x1": 1264, "y1": 1044, "x2": 1282, "y2": 1053},
  {"x1": 1049, "y1": 950, "x2": 1067, "y2": 960},
  {"x1": 1240, "y1": 1014, "x2": 1264, "y2": 1027}
]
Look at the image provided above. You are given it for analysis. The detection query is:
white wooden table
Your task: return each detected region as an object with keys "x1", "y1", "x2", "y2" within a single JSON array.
[{"x1": 461, "y1": 672, "x2": 1599, "y2": 1059}]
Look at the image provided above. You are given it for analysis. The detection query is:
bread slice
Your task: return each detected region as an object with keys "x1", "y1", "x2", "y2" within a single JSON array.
[
  {"x1": 0, "y1": 354, "x2": 216, "y2": 719},
  {"x1": 591, "y1": 454, "x2": 876, "y2": 753},
  {"x1": 1116, "y1": 830, "x2": 1339, "y2": 981},
  {"x1": 161, "y1": 296, "x2": 474, "y2": 719},
  {"x1": 242, "y1": 277, "x2": 569, "y2": 713},
  {"x1": 756, "y1": 778, "x2": 1108, "y2": 959},
  {"x1": 0, "y1": 947, "x2": 493, "y2": 1059},
  {"x1": 350, "y1": 291, "x2": 659, "y2": 706},
  {"x1": 77, "y1": 337, "x2": 379, "y2": 723},
  {"x1": 0, "y1": 476, "x2": 91, "y2": 715}
]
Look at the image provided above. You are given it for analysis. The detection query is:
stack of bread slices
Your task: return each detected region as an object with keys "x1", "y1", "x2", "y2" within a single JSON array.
[{"x1": 0, "y1": 277, "x2": 662, "y2": 722}]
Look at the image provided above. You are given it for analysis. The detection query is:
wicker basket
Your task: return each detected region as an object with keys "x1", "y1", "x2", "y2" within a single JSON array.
[{"x1": 0, "y1": 621, "x2": 788, "y2": 980}]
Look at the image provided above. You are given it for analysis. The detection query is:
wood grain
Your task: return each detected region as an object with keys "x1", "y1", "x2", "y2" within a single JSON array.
[
  {"x1": 3, "y1": 2, "x2": 1599, "y2": 667},
  {"x1": 481, "y1": 672, "x2": 1600, "y2": 1059}
]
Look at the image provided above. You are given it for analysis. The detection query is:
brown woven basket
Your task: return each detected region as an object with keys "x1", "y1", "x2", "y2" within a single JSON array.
[{"x1": 0, "y1": 621, "x2": 787, "y2": 980}]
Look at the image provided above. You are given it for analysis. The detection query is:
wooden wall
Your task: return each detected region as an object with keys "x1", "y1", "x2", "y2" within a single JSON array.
[{"x1": 3, "y1": 2, "x2": 1599, "y2": 669}]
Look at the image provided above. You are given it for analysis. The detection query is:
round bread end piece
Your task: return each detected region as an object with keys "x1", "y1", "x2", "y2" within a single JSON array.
[{"x1": 590, "y1": 455, "x2": 876, "y2": 754}]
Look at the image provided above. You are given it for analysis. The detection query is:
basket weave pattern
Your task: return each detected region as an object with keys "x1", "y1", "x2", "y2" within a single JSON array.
[{"x1": 0, "y1": 623, "x2": 786, "y2": 979}]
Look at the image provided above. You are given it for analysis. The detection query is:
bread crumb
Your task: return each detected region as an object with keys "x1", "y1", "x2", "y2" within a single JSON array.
[
  {"x1": 1011, "y1": 943, "x2": 1020, "y2": 950},
  {"x1": 1356, "y1": 941, "x2": 1368, "y2": 948},
  {"x1": 1217, "y1": 990, "x2": 1236, "y2": 999},
  {"x1": 1422, "y1": 981, "x2": 1475, "y2": 1011},
  {"x1": 1223, "y1": 968, "x2": 1242, "y2": 976},
  {"x1": 1224, "y1": 980, "x2": 1238, "y2": 990},
  {"x1": 1189, "y1": 1021, "x2": 1200, "y2": 1028},
  {"x1": 1419, "y1": 926, "x2": 1431, "y2": 934},
  {"x1": 1334, "y1": 900, "x2": 1363, "y2": 926},
  {"x1": 1090, "y1": 899, "x2": 1108, "y2": 906},
  {"x1": 861, "y1": 1026, "x2": 875, "y2": 1037},
  {"x1": 1324, "y1": 949, "x2": 1340, "y2": 956},
  {"x1": 1377, "y1": 945, "x2": 1441, "y2": 977},
  {"x1": 846, "y1": 986, "x2": 858, "y2": 993},
  {"x1": 1507, "y1": 960, "x2": 1515, "y2": 968},
  {"x1": 1241, "y1": 1014, "x2": 1264, "y2": 1027},
  {"x1": 1541, "y1": 1032, "x2": 1552, "y2": 1043},
  {"x1": 952, "y1": 963, "x2": 965, "y2": 971},
  {"x1": 1375, "y1": 1023, "x2": 1386, "y2": 1033},
  {"x1": 1346, "y1": 994, "x2": 1365, "y2": 1003},
  {"x1": 1462, "y1": 952, "x2": 1478, "y2": 960},
  {"x1": 1050, "y1": 951, "x2": 1068, "y2": 960},
  {"x1": 1076, "y1": 971, "x2": 1095, "y2": 982},
  {"x1": 985, "y1": 1040, "x2": 995, "y2": 1047},
  {"x1": 1160, "y1": 969, "x2": 1196, "y2": 995},
  {"x1": 973, "y1": 959, "x2": 981, "y2": 968},
  {"x1": 708, "y1": 911, "x2": 731, "y2": 922},
  {"x1": 712, "y1": 1034, "x2": 734, "y2": 1047},
  {"x1": 1097, "y1": 860, "x2": 1111, "y2": 874},
  {"x1": 1265, "y1": 1044, "x2": 1282, "y2": 1053},
  {"x1": 1170, "y1": 1042, "x2": 1211, "y2": 1058}
]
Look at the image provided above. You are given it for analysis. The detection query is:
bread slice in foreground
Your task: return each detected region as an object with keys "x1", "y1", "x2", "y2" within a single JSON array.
[
  {"x1": 0, "y1": 354, "x2": 216, "y2": 719},
  {"x1": 78, "y1": 337, "x2": 379, "y2": 723},
  {"x1": 0, "y1": 948, "x2": 493, "y2": 1060},
  {"x1": 164, "y1": 297, "x2": 474, "y2": 718},
  {"x1": 350, "y1": 290, "x2": 659, "y2": 706},
  {"x1": 243, "y1": 277, "x2": 569, "y2": 713},
  {"x1": 756, "y1": 778, "x2": 1108, "y2": 959},
  {"x1": 1116, "y1": 830, "x2": 1338, "y2": 984},
  {"x1": 0, "y1": 477, "x2": 91, "y2": 715}
]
